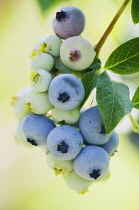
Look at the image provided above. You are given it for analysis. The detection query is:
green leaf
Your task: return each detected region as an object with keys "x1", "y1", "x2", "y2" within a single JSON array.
[
  {"x1": 131, "y1": 0, "x2": 139, "y2": 24},
  {"x1": 96, "y1": 72, "x2": 133, "y2": 134},
  {"x1": 80, "y1": 71, "x2": 99, "y2": 108},
  {"x1": 104, "y1": 38, "x2": 139, "y2": 75},
  {"x1": 35, "y1": 0, "x2": 69, "y2": 14},
  {"x1": 132, "y1": 86, "x2": 139, "y2": 109},
  {"x1": 88, "y1": 56, "x2": 101, "y2": 70}
]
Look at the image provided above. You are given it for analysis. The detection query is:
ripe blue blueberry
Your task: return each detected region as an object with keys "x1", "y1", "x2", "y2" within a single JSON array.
[
  {"x1": 21, "y1": 114, "x2": 56, "y2": 148},
  {"x1": 101, "y1": 132, "x2": 119, "y2": 156},
  {"x1": 30, "y1": 51, "x2": 54, "y2": 72},
  {"x1": 52, "y1": 6, "x2": 86, "y2": 39},
  {"x1": 60, "y1": 36, "x2": 95, "y2": 71},
  {"x1": 79, "y1": 106, "x2": 110, "y2": 145},
  {"x1": 34, "y1": 35, "x2": 62, "y2": 57},
  {"x1": 47, "y1": 125, "x2": 84, "y2": 160},
  {"x1": 73, "y1": 145, "x2": 110, "y2": 180},
  {"x1": 48, "y1": 74, "x2": 85, "y2": 110}
]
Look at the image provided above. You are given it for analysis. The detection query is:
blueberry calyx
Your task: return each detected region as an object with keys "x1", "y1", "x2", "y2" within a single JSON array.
[
  {"x1": 69, "y1": 50, "x2": 81, "y2": 61},
  {"x1": 57, "y1": 141, "x2": 69, "y2": 153},
  {"x1": 56, "y1": 11, "x2": 66, "y2": 21},
  {"x1": 89, "y1": 169, "x2": 100, "y2": 179},
  {"x1": 27, "y1": 138, "x2": 38, "y2": 146},
  {"x1": 100, "y1": 124, "x2": 106, "y2": 134},
  {"x1": 58, "y1": 92, "x2": 70, "y2": 103}
]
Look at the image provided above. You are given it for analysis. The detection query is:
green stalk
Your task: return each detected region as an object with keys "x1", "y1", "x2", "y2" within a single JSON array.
[{"x1": 94, "y1": 0, "x2": 131, "y2": 56}]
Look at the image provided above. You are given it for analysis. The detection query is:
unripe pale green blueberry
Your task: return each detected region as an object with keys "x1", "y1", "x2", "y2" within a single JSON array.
[
  {"x1": 60, "y1": 36, "x2": 95, "y2": 71},
  {"x1": 30, "y1": 70, "x2": 52, "y2": 92},
  {"x1": 30, "y1": 51, "x2": 54, "y2": 72},
  {"x1": 35, "y1": 35, "x2": 62, "y2": 57},
  {"x1": 14, "y1": 122, "x2": 33, "y2": 148},
  {"x1": 47, "y1": 153, "x2": 73, "y2": 175},
  {"x1": 55, "y1": 57, "x2": 84, "y2": 78},
  {"x1": 51, "y1": 107, "x2": 80, "y2": 125},
  {"x1": 11, "y1": 87, "x2": 32, "y2": 121},
  {"x1": 25, "y1": 88, "x2": 53, "y2": 115},
  {"x1": 55, "y1": 57, "x2": 74, "y2": 74},
  {"x1": 66, "y1": 171, "x2": 93, "y2": 194}
]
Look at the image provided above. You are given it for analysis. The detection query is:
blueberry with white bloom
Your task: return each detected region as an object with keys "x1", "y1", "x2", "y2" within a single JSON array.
[
  {"x1": 47, "y1": 125, "x2": 83, "y2": 160},
  {"x1": 47, "y1": 153, "x2": 73, "y2": 175},
  {"x1": 25, "y1": 88, "x2": 53, "y2": 115},
  {"x1": 79, "y1": 106, "x2": 110, "y2": 145},
  {"x1": 21, "y1": 114, "x2": 55, "y2": 147},
  {"x1": 52, "y1": 6, "x2": 86, "y2": 39},
  {"x1": 102, "y1": 132, "x2": 119, "y2": 156},
  {"x1": 60, "y1": 36, "x2": 95, "y2": 71},
  {"x1": 66, "y1": 171, "x2": 93, "y2": 194},
  {"x1": 11, "y1": 87, "x2": 32, "y2": 121},
  {"x1": 73, "y1": 145, "x2": 109, "y2": 180},
  {"x1": 34, "y1": 35, "x2": 62, "y2": 57},
  {"x1": 30, "y1": 70, "x2": 52, "y2": 92},
  {"x1": 48, "y1": 74, "x2": 85, "y2": 111},
  {"x1": 30, "y1": 51, "x2": 54, "y2": 72},
  {"x1": 51, "y1": 107, "x2": 80, "y2": 125}
]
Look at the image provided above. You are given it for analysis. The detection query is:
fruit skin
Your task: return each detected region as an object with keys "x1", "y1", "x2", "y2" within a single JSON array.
[
  {"x1": 25, "y1": 88, "x2": 53, "y2": 115},
  {"x1": 30, "y1": 69, "x2": 52, "y2": 93},
  {"x1": 101, "y1": 132, "x2": 119, "y2": 156},
  {"x1": 47, "y1": 125, "x2": 84, "y2": 160},
  {"x1": 30, "y1": 52, "x2": 54, "y2": 72},
  {"x1": 66, "y1": 171, "x2": 93, "y2": 194},
  {"x1": 48, "y1": 74, "x2": 85, "y2": 111},
  {"x1": 21, "y1": 114, "x2": 56, "y2": 147},
  {"x1": 73, "y1": 145, "x2": 109, "y2": 180},
  {"x1": 60, "y1": 36, "x2": 95, "y2": 71},
  {"x1": 51, "y1": 107, "x2": 80, "y2": 125},
  {"x1": 47, "y1": 153, "x2": 73, "y2": 175},
  {"x1": 52, "y1": 6, "x2": 86, "y2": 39},
  {"x1": 79, "y1": 106, "x2": 110, "y2": 145},
  {"x1": 14, "y1": 122, "x2": 33, "y2": 148},
  {"x1": 11, "y1": 87, "x2": 32, "y2": 121},
  {"x1": 35, "y1": 35, "x2": 62, "y2": 57}
]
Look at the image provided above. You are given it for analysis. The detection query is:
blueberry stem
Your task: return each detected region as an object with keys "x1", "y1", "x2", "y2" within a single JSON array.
[{"x1": 94, "y1": 0, "x2": 131, "y2": 56}]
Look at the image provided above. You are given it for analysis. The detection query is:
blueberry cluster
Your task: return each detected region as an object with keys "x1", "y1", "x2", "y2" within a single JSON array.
[{"x1": 12, "y1": 6, "x2": 119, "y2": 194}]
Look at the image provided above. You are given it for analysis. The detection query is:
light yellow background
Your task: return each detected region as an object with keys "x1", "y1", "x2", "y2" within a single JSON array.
[{"x1": 0, "y1": 0, "x2": 139, "y2": 209}]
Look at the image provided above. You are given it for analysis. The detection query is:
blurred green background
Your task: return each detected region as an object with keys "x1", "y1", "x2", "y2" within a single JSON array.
[{"x1": 0, "y1": 0, "x2": 139, "y2": 209}]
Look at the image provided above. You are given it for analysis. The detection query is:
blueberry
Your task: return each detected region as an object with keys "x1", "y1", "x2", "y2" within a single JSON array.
[
  {"x1": 47, "y1": 125, "x2": 84, "y2": 160},
  {"x1": 14, "y1": 122, "x2": 32, "y2": 147},
  {"x1": 48, "y1": 74, "x2": 85, "y2": 110},
  {"x1": 21, "y1": 114, "x2": 56, "y2": 147},
  {"x1": 55, "y1": 57, "x2": 74, "y2": 74},
  {"x1": 11, "y1": 87, "x2": 32, "y2": 121},
  {"x1": 66, "y1": 171, "x2": 93, "y2": 194},
  {"x1": 52, "y1": 6, "x2": 86, "y2": 39},
  {"x1": 79, "y1": 106, "x2": 110, "y2": 145},
  {"x1": 30, "y1": 69, "x2": 52, "y2": 92},
  {"x1": 101, "y1": 132, "x2": 119, "y2": 156},
  {"x1": 25, "y1": 88, "x2": 53, "y2": 115},
  {"x1": 47, "y1": 153, "x2": 73, "y2": 175},
  {"x1": 30, "y1": 51, "x2": 54, "y2": 72},
  {"x1": 60, "y1": 36, "x2": 95, "y2": 71},
  {"x1": 34, "y1": 35, "x2": 62, "y2": 57},
  {"x1": 51, "y1": 107, "x2": 80, "y2": 125},
  {"x1": 73, "y1": 145, "x2": 109, "y2": 180}
]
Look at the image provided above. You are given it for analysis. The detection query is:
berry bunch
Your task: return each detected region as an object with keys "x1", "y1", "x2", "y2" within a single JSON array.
[{"x1": 12, "y1": 6, "x2": 119, "y2": 194}]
